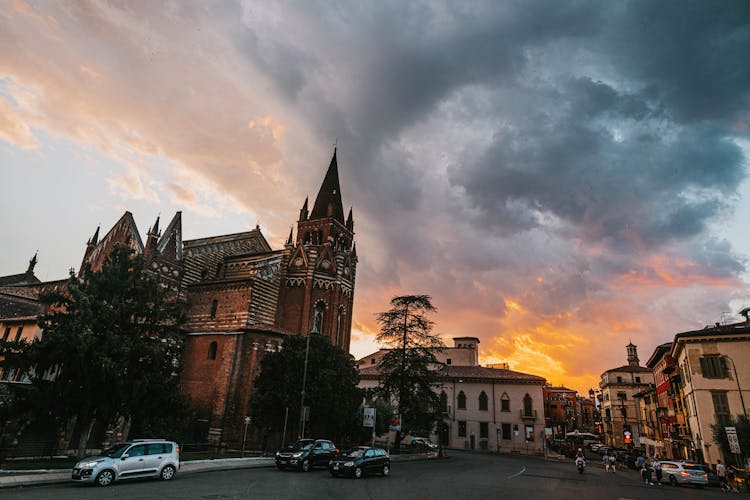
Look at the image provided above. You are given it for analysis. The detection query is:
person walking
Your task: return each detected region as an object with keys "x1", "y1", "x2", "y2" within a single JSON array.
[
  {"x1": 644, "y1": 457, "x2": 655, "y2": 485},
  {"x1": 716, "y1": 459, "x2": 728, "y2": 491},
  {"x1": 603, "y1": 453, "x2": 611, "y2": 473},
  {"x1": 608, "y1": 451, "x2": 617, "y2": 473}
]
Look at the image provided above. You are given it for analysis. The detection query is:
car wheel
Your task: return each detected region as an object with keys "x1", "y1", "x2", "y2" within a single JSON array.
[
  {"x1": 354, "y1": 466, "x2": 363, "y2": 479},
  {"x1": 382, "y1": 464, "x2": 390, "y2": 477},
  {"x1": 301, "y1": 459, "x2": 311, "y2": 472},
  {"x1": 160, "y1": 465, "x2": 176, "y2": 481},
  {"x1": 95, "y1": 469, "x2": 115, "y2": 487},
  {"x1": 669, "y1": 475, "x2": 678, "y2": 487}
]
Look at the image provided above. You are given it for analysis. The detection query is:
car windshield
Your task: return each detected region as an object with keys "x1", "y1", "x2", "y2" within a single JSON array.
[
  {"x1": 341, "y1": 448, "x2": 366, "y2": 458},
  {"x1": 290, "y1": 440, "x2": 315, "y2": 451},
  {"x1": 101, "y1": 443, "x2": 131, "y2": 458}
]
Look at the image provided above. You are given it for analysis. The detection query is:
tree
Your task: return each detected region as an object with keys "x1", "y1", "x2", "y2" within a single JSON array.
[
  {"x1": 250, "y1": 333, "x2": 363, "y2": 447},
  {"x1": 375, "y1": 295, "x2": 444, "y2": 448},
  {"x1": 712, "y1": 414, "x2": 750, "y2": 466},
  {"x1": 0, "y1": 245, "x2": 190, "y2": 457}
]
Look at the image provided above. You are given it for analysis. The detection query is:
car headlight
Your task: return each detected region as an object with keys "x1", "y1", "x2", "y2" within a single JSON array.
[
  {"x1": 344, "y1": 461, "x2": 354, "y2": 467},
  {"x1": 292, "y1": 452, "x2": 303, "y2": 458},
  {"x1": 275, "y1": 452, "x2": 280, "y2": 458},
  {"x1": 78, "y1": 460, "x2": 101, "y2": 468}
]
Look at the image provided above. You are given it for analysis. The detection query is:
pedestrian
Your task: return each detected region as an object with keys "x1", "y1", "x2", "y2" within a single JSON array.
[
  {"x1": 603, "y1": 453, "x2": 611, "y2": 472},
  {"x1": 652, "y1": 457, "x2": 662, "y2": 485},
  {"x1": 608, "y1": 452, "x2": 616, "y2": 473},
  {"x1": 716, "y1": 459, "x2": 727, "y2": 491},
  {"x1": 636, "y1": 453, "x2": 645, "y2": 470}
]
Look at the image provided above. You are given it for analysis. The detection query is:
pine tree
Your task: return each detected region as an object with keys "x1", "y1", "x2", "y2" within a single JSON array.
[
  {"x1": 1, "y1": 245, "x2": 190, "y2": 457},
  {"x1": 375, "y1": 295, "x2": 444, "y2": 448}
]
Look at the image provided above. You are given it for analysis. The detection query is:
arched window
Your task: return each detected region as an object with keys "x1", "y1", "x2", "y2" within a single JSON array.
[
  {"x1": 457, "y1": 391, "x2": 466, "y2": 410},
  {"x1": 501, "y1": 393, "x2": 510, "y2": 412},
  {"x1": 440, "y1": 391, "x2": 448, "y2": 413},
  {"x1": 479, "y1": 391, "x2": 488, "y2": 411},
  {"x1": 523, "y1": 393, "x2": 533, "y2": 417},
  {"x1": 210, "y1": 299, "x2": 218, "y2": 320},
  {"x1": 312, "y1": 302, "x2": 325, "y2": 333},
  {"x1": 208, "y1": 341, "x2": 217, "y2": 360}
]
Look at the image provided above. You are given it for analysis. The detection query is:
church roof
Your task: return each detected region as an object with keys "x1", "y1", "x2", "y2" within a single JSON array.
[
  {"x1": 0, "y1": 292, "x2": 42, "y2": 320},
  {"x1": 0, "y1": 272, "x2": 40, "y2": 287},
  {"x1": 359, "y1": 363, "x2": 546, "y2": 384},
  {"x1": 310, "y1": 148, "x2": 345, "y2": 224}
]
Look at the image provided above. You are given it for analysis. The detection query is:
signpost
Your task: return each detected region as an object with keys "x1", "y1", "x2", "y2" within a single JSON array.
[
  {"x1": 726, "y1": 426, "x2": 741, "y2": 454},
  {"x1": 242, "y1": 416, "x2": 251, "y2": 458},
  {"x1": 364, "y1": 407, "x2": 376, "y2": 447}
]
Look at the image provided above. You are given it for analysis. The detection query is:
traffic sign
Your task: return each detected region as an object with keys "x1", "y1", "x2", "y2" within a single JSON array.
[
  {"x1": 726, "y1": 426, "x2": 741, "y2": 454},
  {"x1": 363, "y1": 407, "x2": 376, "y2": 428}
]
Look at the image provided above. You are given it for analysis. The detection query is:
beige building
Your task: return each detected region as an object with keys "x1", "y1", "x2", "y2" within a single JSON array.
[
  {"x1": 671, "y1": 320, "x2": 750, "y2": 466},
  {"x1": 358, "y1": 337, "x2": 547, "y2": 454},
  {"x1": 599, "y1": 343, "x2": 654, "y2": 449}
]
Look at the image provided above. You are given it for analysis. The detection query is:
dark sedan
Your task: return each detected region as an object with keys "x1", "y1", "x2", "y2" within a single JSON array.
[
  {"x1": 328, "y1": 446, "x2": 390, "y2": 479},
  {"x1": 275, "y1": 439, "x2": 337, "y2": 472}
]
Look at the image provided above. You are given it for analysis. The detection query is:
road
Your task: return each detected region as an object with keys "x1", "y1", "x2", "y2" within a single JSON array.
[{"x1": 0, "y1": 451, "x2": 727, "y2": 499}]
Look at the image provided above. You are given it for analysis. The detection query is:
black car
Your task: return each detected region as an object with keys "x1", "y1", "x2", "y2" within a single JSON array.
[
  {"x1": 275, "y1": 439, "x2": 337, "y2": 472},
  {"x1": 328, "y1": 446, "x2": 390, "y2": 479}
]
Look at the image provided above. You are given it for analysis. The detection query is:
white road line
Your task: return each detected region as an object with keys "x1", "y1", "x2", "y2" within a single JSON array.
[{"x1": 507, "y1": 466, "x2": 526, "y2": 479}]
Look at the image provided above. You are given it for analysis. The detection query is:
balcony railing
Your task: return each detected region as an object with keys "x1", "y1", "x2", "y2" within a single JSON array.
[{"x1": 520, "y1": 410, "x2": 538, "y2": 420}]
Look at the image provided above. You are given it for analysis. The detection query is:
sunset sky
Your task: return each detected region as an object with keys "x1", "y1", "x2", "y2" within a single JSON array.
[{"x1": 2, "y1": 1, "x2": 750, "y2": 393}]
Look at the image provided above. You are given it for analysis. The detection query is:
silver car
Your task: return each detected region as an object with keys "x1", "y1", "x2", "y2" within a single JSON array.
[
  {"x1": 659, "y1": 461, "x2": 708, "y2": 488},
  {"x1": 72, "y1": 439, "x2": 180, "y2": 486}
]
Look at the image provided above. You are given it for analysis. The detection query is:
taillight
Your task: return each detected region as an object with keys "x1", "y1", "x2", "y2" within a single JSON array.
[
  {"x1": 702, "y1": 473, "x2": 707, "y2": 477},
  {"x1": 680, "y1": 471, "x2": 690, "y2": 476},
  {"x1": 177, "y1": 446, "x2": 181, "y2": 455}
]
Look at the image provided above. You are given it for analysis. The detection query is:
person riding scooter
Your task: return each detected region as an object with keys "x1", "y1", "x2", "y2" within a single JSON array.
[{"x1": 575, "y1": 448, "x2": 586, "y2": 474}]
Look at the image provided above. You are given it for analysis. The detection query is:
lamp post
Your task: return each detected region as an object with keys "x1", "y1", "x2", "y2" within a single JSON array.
[
  {"x1": 298, "y1": 331, "x2": 312, "y2": 439},
  {"x1": 724, "y1": 355, "x2": 748, "y2": 419}
]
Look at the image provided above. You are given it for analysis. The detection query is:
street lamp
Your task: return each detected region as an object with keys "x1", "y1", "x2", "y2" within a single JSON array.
[
  {"x1": 298, "y1": 331, "x2": 312, "y2": 439},
  {"x1": 724, "y1": 355, "x2": 748, "y2": 419}
]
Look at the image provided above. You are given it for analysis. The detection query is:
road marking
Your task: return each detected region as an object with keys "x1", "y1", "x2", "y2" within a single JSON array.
[{"x1": 507, "y1": 466, "x2": 526, "y2": 479}]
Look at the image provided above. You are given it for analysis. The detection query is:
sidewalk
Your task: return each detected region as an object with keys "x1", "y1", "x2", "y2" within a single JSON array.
[{"x1": 0, "y1": 451, "x2": 439, "y2": 489}]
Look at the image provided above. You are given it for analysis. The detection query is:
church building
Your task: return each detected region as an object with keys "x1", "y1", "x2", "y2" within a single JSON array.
[{"x1": 0, "y1": 149, "x2": 357, "y2": 453}]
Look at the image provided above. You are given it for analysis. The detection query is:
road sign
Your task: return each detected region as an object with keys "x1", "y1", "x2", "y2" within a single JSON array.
[
  {"x1": 244, "y1": 416, "x2": 252, "y2": 424},
  {"x1": 726, "y1": 426, "x2": 741, "y2": 454},
  {"x1": 363, "y1": 407, "x2": 376, "y2": 428},
  {"x1": 389, "y1": 414, "x2": 401, "y2": 432}
]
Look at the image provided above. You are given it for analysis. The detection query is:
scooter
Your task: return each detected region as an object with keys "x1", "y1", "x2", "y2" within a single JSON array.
[{"x1": 576, "y1": 458, "x2": 586, "y2": 474}]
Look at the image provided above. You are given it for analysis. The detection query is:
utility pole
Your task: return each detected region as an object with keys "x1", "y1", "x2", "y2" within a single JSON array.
[{"x1": 299, "y1": 331, "x2": 312, "y2": 439}]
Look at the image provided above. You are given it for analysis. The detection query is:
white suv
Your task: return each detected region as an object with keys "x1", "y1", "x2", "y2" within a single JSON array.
[{"x1": 72, "y1": 439, "x2": 180, "y2": 487}]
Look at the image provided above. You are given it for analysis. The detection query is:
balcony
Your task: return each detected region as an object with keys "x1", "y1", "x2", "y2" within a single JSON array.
[{"x1": 520, "y1": 410, "x2": 538, "y2": 421}]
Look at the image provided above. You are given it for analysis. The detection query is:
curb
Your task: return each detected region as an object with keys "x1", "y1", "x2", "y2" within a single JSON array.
[
  {"x1": 0, "y1": 453, "x2": 445, "y2": 489},
  {"x1": 0, "y1": 457, "x2": 276, "y2": 489}
]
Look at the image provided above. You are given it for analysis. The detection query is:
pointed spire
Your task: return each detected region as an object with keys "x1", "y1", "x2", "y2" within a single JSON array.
[
  {"x1": 90, "y1": 225, "x2": 100, "y2": 246},
  {"x1": 27, "y1": 251, "x2": 38, "y2": 273},
  {"x1": 286, "y1": 226, "x2": 294, "y2": 246},
  {"x1": 299, "y1": 197, "x2": 309, "y2": 221},
  {"x1": 346, "y1": 207, "x2": 354, "y2": 231},
  {"x1": 151, "y1": 215, "x2": 161, "y2": 236},
  {"x1": 310, "y1": 147, "x2": 345, "y2": 224},
  {"x1": 351, "y1": 242, "x2": 357, "y2": 260}
]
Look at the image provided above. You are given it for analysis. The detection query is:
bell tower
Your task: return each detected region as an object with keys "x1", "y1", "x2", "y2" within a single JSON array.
[{"x1": 276, "y1": 148, "x2": 357, "y2": 351}]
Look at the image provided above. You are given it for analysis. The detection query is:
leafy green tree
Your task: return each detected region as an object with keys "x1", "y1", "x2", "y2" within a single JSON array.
[
  {"x1": 712, "y1": 414, "x2": 750, "y2": 466},
  {"x1": 250, "y1": 333, "x2": 362, "y2": 446},
  {"x1": 0, "y1": 245, "x2": 190, "y2": 457},
  {"x1": 375, "y1": 295, "x2": 444, "y2": 447}
]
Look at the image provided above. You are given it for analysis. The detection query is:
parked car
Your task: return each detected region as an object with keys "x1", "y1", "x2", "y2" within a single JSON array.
[
  {"x1": 590, "y1": 443, "x2": 602, "y2": 452},
  {"x1": 411, "y1": 437, "x2": 438, "y2": 450},
  {"x1": 328, "y1": 446, "x2": 390, "y2": 478},
  {"x1": 72, "y1": 439, "x2": 180, "y2": 487},
  {"x1": 275, "y1": 439, "x2": 337, "y2": 472},
  {"x1": 659, "y1": 461, "x2": 708, "y2": 488}
]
